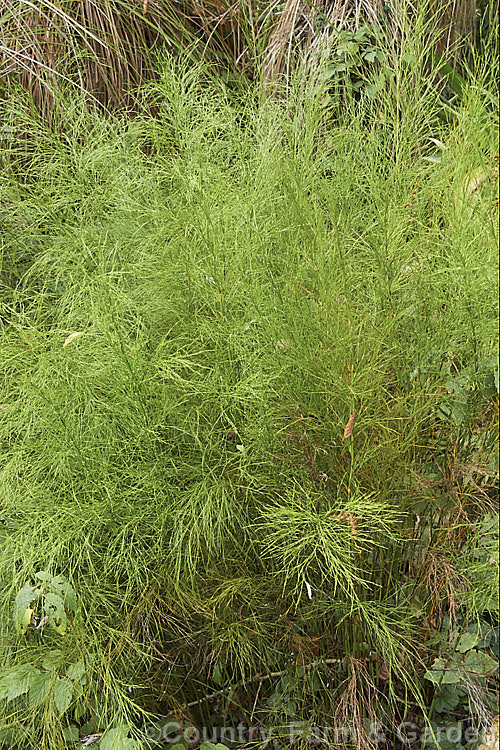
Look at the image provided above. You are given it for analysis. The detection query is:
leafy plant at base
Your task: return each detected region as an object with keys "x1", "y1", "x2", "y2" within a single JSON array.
[
  {"x1": 0, "y1": 575, "x2": 83, "y2": 729},
  {"x1": 321, "y1": 24, "x2": 393, "y2": 102},
  {"x1": 13, "y1": 571, "x2": 77, "y2": 636}
]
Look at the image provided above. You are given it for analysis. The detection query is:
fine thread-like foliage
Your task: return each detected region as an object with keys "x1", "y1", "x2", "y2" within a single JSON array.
[{"x1": 0, "y1": 34, "x2": 498, "y2": 750}]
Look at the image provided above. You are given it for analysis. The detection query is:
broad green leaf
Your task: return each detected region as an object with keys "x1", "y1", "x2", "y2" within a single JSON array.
[
  {"x1": 100, "y1": 726, "x2": 140, "y2": 750},
  {"x1": 200, "y1": 744, "x2": 230, "y2": 750},
  {"x1": 456, "y1": 632, "x2": 479, "y2": 653},
  {"x1": 28, "y1": 672, "x2": 52, "y2": 707},
  {"x1": 280, "y1": 672, "x2": 297, "y2": 692},
  {"x1": 353, "y1": 27, "x2": 368, "y2": 41},
  {"x1": 54, "y1": 677, "x2": 73, "y2": 714},
  {"x1": 35, "y1": 571, "x2": 53, "y2": 582},
  {"x1": 14, "y1": 583, "x2": 36, "y2": 633},
  {"x1": 305, "y1": 672, "x2": 322, "y2": 692},
  {"x1": 19, "y1": 605, "x2": 34, "y2": 635},
  {"x1": 73, "y1": 697, "x2": 88, "y2": 721},
  {"x1": 44, "y1": 593, "x2": 67, "y2": 634},
  {"x1": 267, "y1": 691, "x2": 283, "y2": 709},
  {"x1": 66, "y1": 661, "x2": 85, "y2": 682},
  {"x1": 402, "y1": 52, "x2": 417, "y2": 65},
  {"x1": 431, "y1": 54, "x2": 467, "y2": 98},
  {"x1": 450, "y1": 396, "x2": 468, "y2": 424},
  {"x1": 62, "y1": 725, "x2": 80, "y2": 742},
  {"x1": 2, "y1": 664, "x2": 40, "y2": 702},
  {"x1": 364, "y1": 83, "x2": 379, "y2": 99},
  {"x1": 434, "y1": 685, "x2": 461, "y2": 713},
  {"x1": 212, "y1": 662, "x2": 223, "y2": 686},
  {"x1": 42, "y1": 649, "x2": 64, "y2": 671},
  {"x1": 44, "y1": 592, "x2": 64, "y2": 614},
  {"x1": 463, "y1": 649, "x2": 498, "y2": 676},
  {"x1": 50, "y1": 576, "x2": 77, "y2": 611},
  {"x1": 424, "y1": 658, "x2": 459, "y2": 685}
]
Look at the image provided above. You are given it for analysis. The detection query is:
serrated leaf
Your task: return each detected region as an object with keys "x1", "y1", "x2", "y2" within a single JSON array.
[
  {"x1": 28, "y1": 672, "x2": 52, "y2": 707},
  {"x1": 456, "y1": 632, "x2": 479, "y2": 653},
  {"x1": 100, "y1": 726, "x2": 140, "y2": 750},
  {"x1": 14, "y1": 583, "x2": 36, "y2": 633},
  {"x1": 3, "y1": 664, "x2": 40, "y2": 702},
  {"x1": 66, "y1": 661, "x2": 85, "y2": 682},
  {"x1": 54, "y1": 677, "x2": 73, "y2": 714},
  {"x1": 42, "y1": 649, "x2": 64, "y2": 671}
]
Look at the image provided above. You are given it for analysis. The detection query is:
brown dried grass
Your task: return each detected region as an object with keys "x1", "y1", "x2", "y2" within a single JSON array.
[
  {"x1": 333, "y1": 656, "x2": 382, "y2": 750},
  {"x1": 0, "y1": 1, "x2": 189, "y2": 115},
  {"x1": 0, "y1": 0, "x2": 479, "y2": 119}
]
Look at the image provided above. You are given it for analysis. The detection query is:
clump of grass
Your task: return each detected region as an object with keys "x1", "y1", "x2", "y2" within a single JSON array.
[
  {"x1": 0, "y1": 39, "x2": 498, "y2": 749},
  {"x1": 0, "y1": 0, "x2": 484, "y2": 120}
]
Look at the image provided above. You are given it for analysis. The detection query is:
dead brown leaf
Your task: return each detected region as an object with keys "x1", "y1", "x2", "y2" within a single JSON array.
[{"x1": 343, "y1": 411, "x2": 357, "y2": 439}]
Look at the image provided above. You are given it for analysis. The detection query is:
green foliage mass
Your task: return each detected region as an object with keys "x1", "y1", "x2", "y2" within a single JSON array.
[{"x1": 0, "y1": 41, "x2": 498, "y2": 750}]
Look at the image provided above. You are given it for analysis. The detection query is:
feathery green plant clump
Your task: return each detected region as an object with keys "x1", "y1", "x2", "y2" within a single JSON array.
[{"x1": 0, "y1": 47, "x2": 498, "y2": 749}]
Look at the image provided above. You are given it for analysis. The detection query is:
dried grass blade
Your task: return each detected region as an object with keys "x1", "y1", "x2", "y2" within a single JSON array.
[{"x1": 343, "y1": 411, "x2": 357, "y2": 439}]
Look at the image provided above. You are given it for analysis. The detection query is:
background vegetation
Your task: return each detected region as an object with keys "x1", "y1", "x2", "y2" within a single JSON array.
[
  {"x1": 1, "y1": 0, "x2": 495, "y2": 115},
  {"x1": 0, "y1": 1, "x2": 498, "y2": 749}
]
